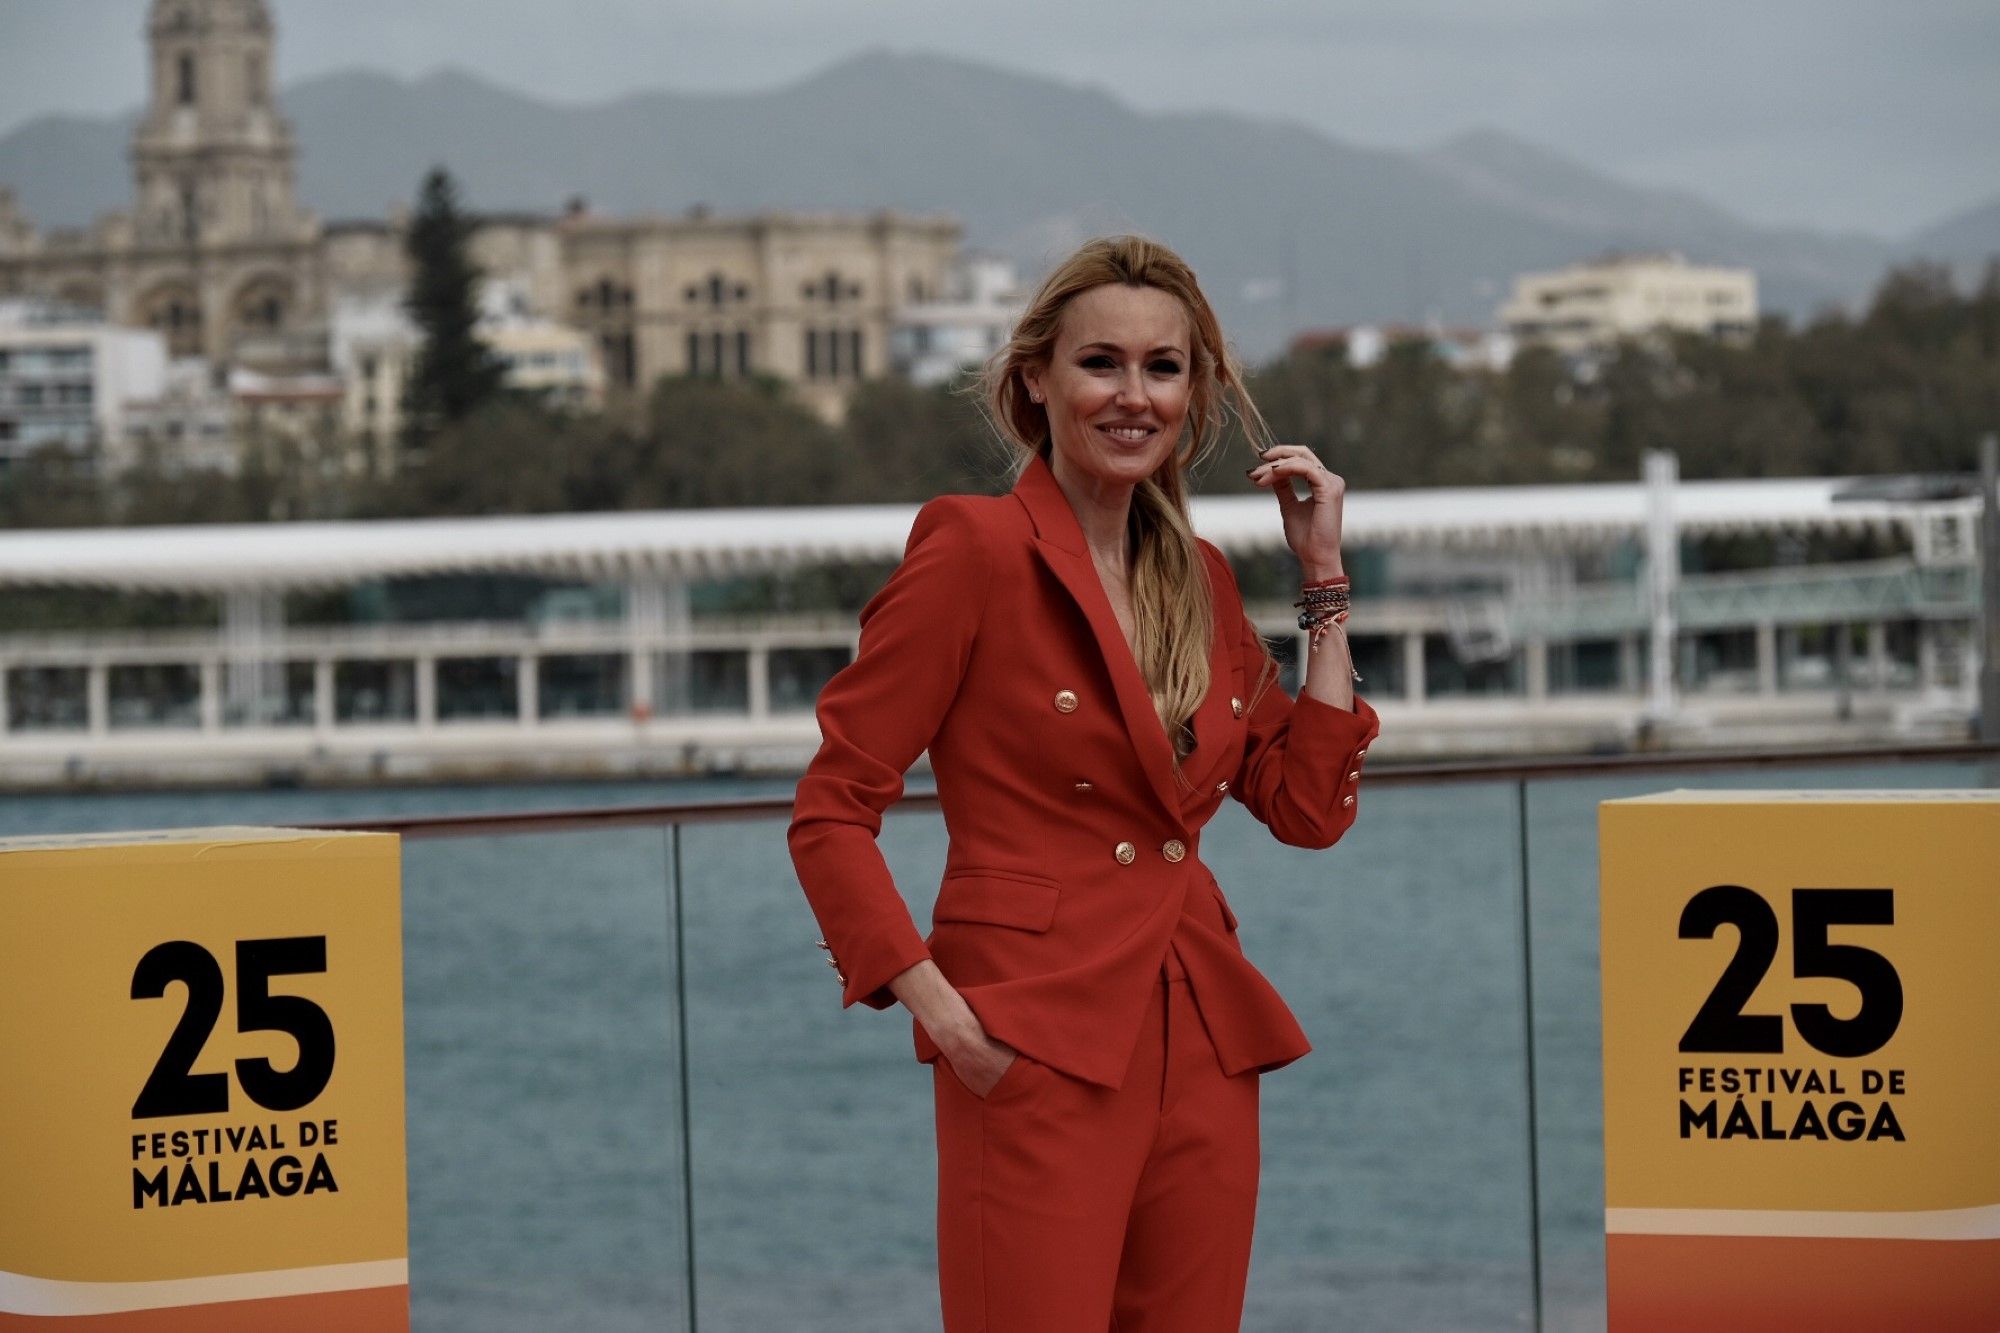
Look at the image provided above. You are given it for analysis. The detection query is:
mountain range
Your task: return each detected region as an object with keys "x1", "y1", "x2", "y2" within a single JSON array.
[{"x1": 2, "y1": 49, "x2": 1994, "y2": 361}]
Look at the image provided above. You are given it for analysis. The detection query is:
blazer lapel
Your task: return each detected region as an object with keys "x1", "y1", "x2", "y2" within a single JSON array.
[{"x1": 1014, "y1": 453, "x2": 1187, "y2": 824}]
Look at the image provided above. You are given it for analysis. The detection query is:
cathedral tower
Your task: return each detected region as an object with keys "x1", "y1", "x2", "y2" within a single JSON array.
[
  {"x1": 133, "y1": 0, "x2": 303, "y2": 249},
  {"x1": 124, "y1": 0, "x2": 319, "y2": 359}
]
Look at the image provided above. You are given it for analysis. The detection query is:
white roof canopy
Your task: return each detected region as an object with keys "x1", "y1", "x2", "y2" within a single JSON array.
[{"x1": 0, "y1": 477, "x2": 1939, "y2": 593}]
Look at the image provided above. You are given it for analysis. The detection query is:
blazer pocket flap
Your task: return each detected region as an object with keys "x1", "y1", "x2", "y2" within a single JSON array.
[{"x1": 934, "y1": 872, "x2": 1061, "y2": 932}]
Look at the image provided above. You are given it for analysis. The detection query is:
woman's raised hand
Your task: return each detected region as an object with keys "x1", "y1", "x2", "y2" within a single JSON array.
[{"x1": 1246, "y1": 444, "x2": 1346, "y2": 581}]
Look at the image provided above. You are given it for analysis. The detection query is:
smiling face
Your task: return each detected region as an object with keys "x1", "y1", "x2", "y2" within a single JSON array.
[{"x1": 1022, "y1": 282, "x2": 1193, "y2": 497}]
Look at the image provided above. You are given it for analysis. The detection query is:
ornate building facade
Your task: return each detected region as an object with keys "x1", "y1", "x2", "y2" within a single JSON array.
[
  {"x1": 0, "y1": 0, "x2": 325, "y2": 367},
  {"x1": 0, "y1": 0, "x2": 963, "y2": 428}
]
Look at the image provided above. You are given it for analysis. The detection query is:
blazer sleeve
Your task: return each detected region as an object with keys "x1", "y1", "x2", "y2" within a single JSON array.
[
  {"x1": 1203, "y1": 542, "x2": 1382, "y2": 850},
  {"x1": 787, "y1": 494, "x2": 992, "y2": 1010}
]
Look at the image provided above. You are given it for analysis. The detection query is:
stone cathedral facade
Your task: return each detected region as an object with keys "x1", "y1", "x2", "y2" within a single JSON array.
[{"x1": 0, "y1": 0, "x2": 963, "y2": 422}]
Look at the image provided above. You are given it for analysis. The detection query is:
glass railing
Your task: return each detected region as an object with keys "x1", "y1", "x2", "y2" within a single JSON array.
[
  {"x1": 348, "y1": 742, "x2": 2000, "y2": 1332},
  {"x1": 9, "y1": 746, "x2": 1992, "y2": 1331}
]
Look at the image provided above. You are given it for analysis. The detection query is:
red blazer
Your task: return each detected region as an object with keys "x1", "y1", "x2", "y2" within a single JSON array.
[{"x1": 788, "y1": 451, "x2": 1382, "y2": 1090}]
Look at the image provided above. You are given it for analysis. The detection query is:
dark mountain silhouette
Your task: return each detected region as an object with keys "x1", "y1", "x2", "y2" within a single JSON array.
[{"x1": 3, "y1": 50, "x2": 1992, "y2": 357}]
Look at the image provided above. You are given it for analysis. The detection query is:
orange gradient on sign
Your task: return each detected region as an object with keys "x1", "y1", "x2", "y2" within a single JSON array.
[
  {"x1": 0, "y1": 1283, "x2": 406, "y2": 1331},
  {"x1": 1606, "y1": 1234, "x2": 2000, "y2": 1332}
]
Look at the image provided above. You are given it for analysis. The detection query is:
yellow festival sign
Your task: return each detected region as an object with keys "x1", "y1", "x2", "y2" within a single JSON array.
[
  {"x1": 0, "y1": 828, "x2": 408, "y2": 1330},
  {"x1": 1599, "y1": 791, "x2": 1999, "y2": 1331}
]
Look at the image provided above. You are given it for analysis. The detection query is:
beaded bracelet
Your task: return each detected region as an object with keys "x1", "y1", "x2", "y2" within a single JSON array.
[{"x1": 1294, "y1": 577, "x2": 1361, "y2": 680}]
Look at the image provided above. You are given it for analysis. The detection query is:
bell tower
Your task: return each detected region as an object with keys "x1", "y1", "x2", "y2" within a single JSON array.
[{"x1": 131, "y1": 0, "x2": 303, "y2": 249}]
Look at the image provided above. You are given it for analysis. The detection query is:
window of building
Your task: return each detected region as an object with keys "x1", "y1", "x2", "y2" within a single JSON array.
[
  {"x1": 707, "y1": 330, "x2": 725, "y2": 377},
  {"x1": 180, "y1": 184, "x2": 199, "y2": 242},
  {"x1": 734, "y1": 330, "x2": 751, "y2": 377},
  {"x1": 603, "y1": 331, "x2": 635, "y2": 389},
  {"x1": 707, "y1": 274, "x2": 726, "y2": 306},
  {"x1": 581, "y1": 277, "x2": 633, "y2": 314},
  {"x1": 177, "y1": 53, "x2": 196, "y2": 106},
  {"x1": 846, "y1": 329, "x2": 863, "y2": 378},
  {"x1": 803, "y1": 327, "x2": 819, "y2": 378}
]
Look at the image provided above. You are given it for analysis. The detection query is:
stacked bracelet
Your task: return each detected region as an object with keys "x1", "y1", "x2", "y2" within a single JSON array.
[{"x1": 1294, "y1": 575, "x2": 1362, "y2": 681}]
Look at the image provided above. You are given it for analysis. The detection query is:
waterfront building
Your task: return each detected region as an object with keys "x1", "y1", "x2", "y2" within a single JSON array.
[
  {"x1": 0, "y1": 473, "x2": 1981, "y2": 785},
  {"x1": 123, "y1": 359, "x2": 235, "y2": 473},
  {"x1": 889, "y1": 253, "x2": 1025, "y2": 386},
  {"x1": 0, "y1": 0, "x2": 967, "y2": 441},
  {"x1": 227, "y1": 365, "x2": 347, "y2": 473},
  {"x1": 1290, "y1": 324, "x2": 1517, "y2": 372},
  {"x1": 327, "y1": 284, "x2": 605, "y2": 468},
  {"x1": 1499, "y1": 253, "x2": 1757, "y2": 356},
  {"x1": 0, "y1": 305, "x2": 168, "y2": 473},
  {"x1": 557, "y1": 203, "x2": 960, "y2": 422}
]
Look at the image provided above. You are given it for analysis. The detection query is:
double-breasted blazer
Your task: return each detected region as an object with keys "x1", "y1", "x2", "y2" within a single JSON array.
[{"x1": 788, "y1": 450, "x2": 1382, "y2": 1090}]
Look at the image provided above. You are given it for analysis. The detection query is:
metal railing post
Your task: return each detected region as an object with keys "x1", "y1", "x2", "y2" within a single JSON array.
[
  {"x1": 1979, "y1": 433, "x2": 1999, "y2": 742},
  {"x1": 668, "y1": 823, "x2": 699, "y2": 1333},
  {"x1": 1515, "y1": 777, "x2": 1546, "y2": 1332}
]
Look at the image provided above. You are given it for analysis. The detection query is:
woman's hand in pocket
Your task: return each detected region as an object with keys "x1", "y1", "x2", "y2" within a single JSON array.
[
  {"x1": 947, "y1": 1028, "x2": 1021, "y2": 1099},
  {"x1": 893, "y1": 960, "x2": 1022, "y2": 1098}
]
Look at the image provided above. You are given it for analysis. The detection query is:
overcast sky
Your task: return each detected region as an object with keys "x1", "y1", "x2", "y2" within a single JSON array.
[{"x1": 1, "y1": 0, "x2": 1994, "y2": 237}]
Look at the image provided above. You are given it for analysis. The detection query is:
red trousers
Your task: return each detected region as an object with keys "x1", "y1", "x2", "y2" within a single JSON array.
[{"x1": 932, "y1": 956, "x2": 1262, "y2": 1331}]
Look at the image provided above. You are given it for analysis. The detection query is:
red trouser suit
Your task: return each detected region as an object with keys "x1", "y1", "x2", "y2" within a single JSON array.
[{"x1": 790, "y1": 452, "x2": 1380, "y2": 1329}]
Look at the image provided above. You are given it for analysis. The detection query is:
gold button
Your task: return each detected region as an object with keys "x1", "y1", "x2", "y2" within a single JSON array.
[
  {"x1": 1230, "y1": 696, "x2": 1244, "y2": 717},
  {"x1": 1162, "y1": 839, "x2": 1186, "y2": 862},
  {"x1": 825, "y1": 957, "x2": 841, "y2": 970},
  {"x1": 1347, "y1": 770, "x2": 1360, "y2": 782},
  {"x1": 1074, "y1": 781, "x2": 1094, "y2": 793},
  {"x1": 815, "y1": 938, "x2": 831, "y2": 951},
  {"x1": 1054, "y1": 689, "x2": 1079, "y2": 713},
  {"x1": 1342, "y1": 794, "x2": 1356, "y2": 807},
  {"x1": 1355, "y1": 747, "x2": 1368, "y2": 758},
  {"x1": 1214, "y1": 780, "x2": 1229, "y2": 793},
  {"x1": 1114, "y1": 841, "x2": 1137, "y2": 865}
]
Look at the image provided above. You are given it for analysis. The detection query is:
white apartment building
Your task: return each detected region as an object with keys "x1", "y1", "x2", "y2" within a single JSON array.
[
  {"x1": 328, "y1": 294, "x2": 416, "y2": 473},
  {"x1": 1294, "y1": 324, "x2": 1517, "y2": 373},
  {"x1": 1499, "y1": 253, "x2": 1757, "y2": 356},
  {"x1": 123, "y1": 359, "x2": 235, "y2": 473},
  {"x1": 480, "y1": 280, "x2": 604, "y2": 411},
  {"x1": 889, "y1": 254, "x2": 1024, "y2": 386},
  {"x1": 331, "y1": 284, "x2": 604, "y2": 472},
  {"x1": 0, "y1": 305, "x2": 168, "y2": 473}
]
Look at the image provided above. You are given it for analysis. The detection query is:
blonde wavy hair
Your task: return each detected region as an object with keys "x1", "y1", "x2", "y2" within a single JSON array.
[{"x1": 979, "y1": 235, "x2": 1279, "y2": 771}]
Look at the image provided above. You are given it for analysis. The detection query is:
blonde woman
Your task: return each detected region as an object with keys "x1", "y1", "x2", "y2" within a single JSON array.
[{"x1": 790, "y1": 234, "x2": 1379, "y2": 1329}]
